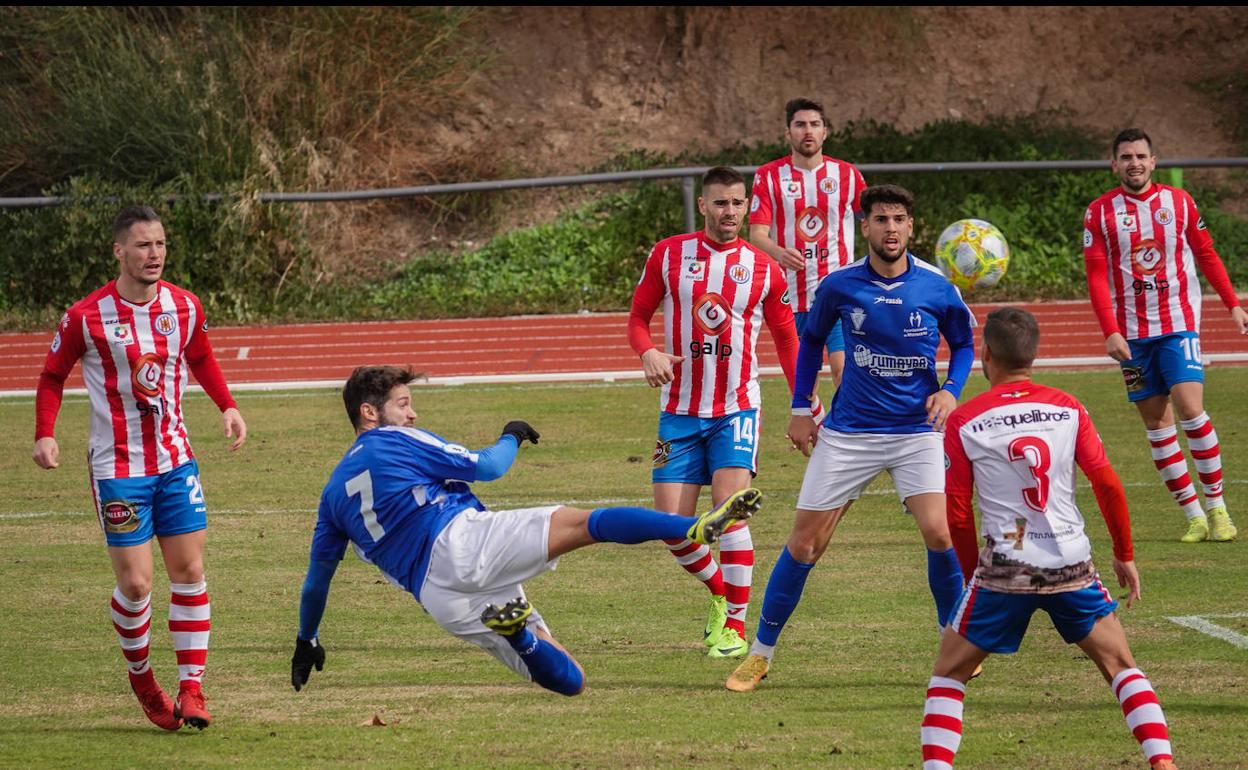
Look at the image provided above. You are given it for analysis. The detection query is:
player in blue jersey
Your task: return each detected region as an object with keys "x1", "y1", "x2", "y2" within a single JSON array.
[
  {"x1": 727, "y1": 184, "x2": 977, "y2": 692},
  {"x1": 290, "y1": 365, "x2": 762, "y2": 696}
]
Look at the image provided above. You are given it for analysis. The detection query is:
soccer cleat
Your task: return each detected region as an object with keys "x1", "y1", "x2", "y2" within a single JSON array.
[
  {"x1": 1179, "y1": 515, "x2": 1209, "y2": 543},
  {"x1": 969, "y1": 662, "x2": 984, "y2": 680},
  {"x1": 687, "y1": 488, "x2": 762, "y2": 546},
  {"x1": 725, "y1": 653, "x2": 770, "y2": 692},
  {"x1": 129, "y1": 671, "x2": 183, "y2": 731},
  {"x1": 1150, "y1": 759, "x2": 1177, "y2": 770},
  {"x1": 481, "y1": 598, "x2": 532, "y2": 636},
  {"x1": 707, "y1": 627, "x2": 749, "y2": 658},
  {"x1": 1207, "y1": 506, "x2": 1238, "y2": 542},
  {"x1": 173, "y1": 686, "x2": 211, "y2": 730},
  {"x1": 703, "y1": 595, "x2": 729, "y2": 648}
]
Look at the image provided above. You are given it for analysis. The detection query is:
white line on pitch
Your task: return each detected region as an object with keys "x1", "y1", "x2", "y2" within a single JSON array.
[{"x1": 1167, "y1": 615, "x2": 1248, "y2": 649}]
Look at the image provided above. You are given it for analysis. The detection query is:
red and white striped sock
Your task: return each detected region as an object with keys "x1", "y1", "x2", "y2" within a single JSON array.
[
  {"x1": 921, "y1": 676, "x2": 965, "y2": 770},
  {"x1": 1179, "y1": 412, "x2": 1225, "y2": 509},
  {"x1": 1146, "y1": 426, "x2": 1204, "y2": 520},
  {"x1": 664, "y1": 538, "x2": 726, "y2": 596},
  {"x1": 718, "y1": 523, "x2": 753, "y2": 638},
  {"x1": 111, "y1": 588, "x2": 152, "y2": 676},
  {"x1": 1112, "y1": 668, "x2": 1173, "y2": 766},
  {"x1": 169, "y1": 581, "x2": 210, "y2": 692}
]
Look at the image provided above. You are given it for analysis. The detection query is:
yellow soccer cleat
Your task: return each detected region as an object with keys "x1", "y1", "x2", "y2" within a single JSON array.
[
  {"x1": 726, "y1": 653, "x2": 770, "y2": 692},
  {"x1": 707, "y1": 627, "x2": 748, "y2": 659},
  {"x1": 1180, "y1": 515, "x2": 1209, "y2": 544},
  {"x1": 704, "y1": 595, "x2": 729, "y2": 648},
  {"x1": 687, "y1": 488, "x2": 761, "y2": 546},
  {"x1": 1207, "y1": 506, "x2": 1238, "y2": 542}
]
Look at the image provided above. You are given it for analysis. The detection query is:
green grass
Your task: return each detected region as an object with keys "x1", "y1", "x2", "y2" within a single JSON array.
[{"x1": 1, "y1": 370, "x2": 1246, "y2": 769}]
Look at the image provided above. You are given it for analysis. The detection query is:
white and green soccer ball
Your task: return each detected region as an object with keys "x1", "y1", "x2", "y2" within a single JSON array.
[{"x1": 934, "y1": 218, "x2": 1010, "y2": 291}]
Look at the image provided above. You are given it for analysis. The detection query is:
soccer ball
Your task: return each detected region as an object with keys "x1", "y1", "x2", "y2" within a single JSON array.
[{"x1": 934, "y1": 219, "x2": 1010, "y2": 291}]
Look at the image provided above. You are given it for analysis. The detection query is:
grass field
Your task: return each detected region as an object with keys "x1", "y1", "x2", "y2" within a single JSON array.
[{"x1": 1, "y1": 369, "x2": 1246, "y2": 769}]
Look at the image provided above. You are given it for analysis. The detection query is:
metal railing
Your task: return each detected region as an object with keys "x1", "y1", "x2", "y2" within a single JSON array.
[{"x1": 3, "y1": 158, "x2": 1246, "y2": 233}]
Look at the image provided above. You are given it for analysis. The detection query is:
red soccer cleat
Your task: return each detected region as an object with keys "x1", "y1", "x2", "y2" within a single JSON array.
[
  {"x1": 128, "y1": 671, "x2": 183, "y2": 731},
  {"x1": 173, "y1": 685, "x2": 212, "y2": 730}
]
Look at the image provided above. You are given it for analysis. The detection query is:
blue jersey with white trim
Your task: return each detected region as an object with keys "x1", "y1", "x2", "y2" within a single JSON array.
[
  {"x1": 807, "y1": 254, "x2": 975, "y2": 433},
  {"x1": 310, "y1": 426, "x2": 490, "y2": 600}
]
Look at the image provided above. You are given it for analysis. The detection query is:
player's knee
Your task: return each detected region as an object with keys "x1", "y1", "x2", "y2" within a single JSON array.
[
  {"x1": 115, "y1": 574, "x2": 152, "y2": 601},
  {"x1": 786, "y1": 537, "x2": 826, "y2": 564}
]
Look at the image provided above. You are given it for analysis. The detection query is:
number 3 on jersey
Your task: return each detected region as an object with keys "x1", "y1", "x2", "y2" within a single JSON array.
[
  {"x1": 1007, "y1": 436, "x2": 1051, "y2": 513},
  {"x1": 346, "y1": 470, "x2": 386, "y2": 541}
]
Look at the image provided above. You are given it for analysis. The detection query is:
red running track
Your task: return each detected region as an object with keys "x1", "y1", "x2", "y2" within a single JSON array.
[{"x1": 2, "y1": 299, "x2": 1246, "y2": 394}]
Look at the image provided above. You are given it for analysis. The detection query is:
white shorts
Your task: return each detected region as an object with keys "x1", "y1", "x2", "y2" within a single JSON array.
[
  {"x1": 420, "y1": 505, "x2": 561, "y2": 678},
  {"x1": 796, "y1": 429, "x2": 945, "y2": 511}
]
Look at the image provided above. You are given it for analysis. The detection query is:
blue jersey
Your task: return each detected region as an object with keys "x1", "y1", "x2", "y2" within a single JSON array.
[
  {"x1": 797, "y1": 254, "x2": 976, "y2": 433},
  {"x1": 310, "y1": 426, "x2": 512, "y2": 601}
]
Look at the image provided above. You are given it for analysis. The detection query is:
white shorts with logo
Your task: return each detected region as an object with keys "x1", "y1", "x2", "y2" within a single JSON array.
[
  {"x1": 796, "y1": 428, "x2": 945, "y2": 511},
  {"x1": 420, "y1": 505, "x2": 561, "y2": 678}
]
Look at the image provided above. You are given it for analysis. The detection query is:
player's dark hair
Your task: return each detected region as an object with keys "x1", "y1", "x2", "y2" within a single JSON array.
[
  {"x1": 1112, "y1": 128, "x2": 1153, "y2": 157},
  {"x1": 701, "y1": 166, "x2": 745, "y2": 191},
  {"x1": 983, "y1": 307, "x2": 1039, "y2": 371},
  {"x1": 785, "y1": 97, "x2": 828, "y2": 127},
  {"x1": 112, "y1": 205, "x2": 162, "y2": 242},
  {"x1": 859, "y1": 184, "x2": 914, "y2": 217},
  {"x1": 343, "y1": 365, "x2": 421, "y2": 430}
]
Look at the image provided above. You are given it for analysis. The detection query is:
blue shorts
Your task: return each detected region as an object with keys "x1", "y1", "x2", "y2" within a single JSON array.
[
  {"x1": 794, "y1": 313, "x2": 845, "y2": 354},
  {"x1": 651, "y1": 410, "x2": 760, "y2": 485},
  {"x1": 949, "y1": 576, "x2": 1118, "y2": 654},
  {"x1": 92, "y1": 460, "x2": 208, "y2": 547},
  {"x1": 1120, "y1": 331, "x2": 1204, "y2": 402}
]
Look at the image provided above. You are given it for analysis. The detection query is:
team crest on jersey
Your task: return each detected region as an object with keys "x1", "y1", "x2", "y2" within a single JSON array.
[
  {"x1": 132, "y1": 353, "x2": 164, "y2": 398},
  {"x1": 1121, "y1": 365, "x2": 1145, "y2": 393},
  {"x1": 903, "y1": 311, "x2": 929, "y2": 338},
  {"x1": 651, "y1": 440, "x2": 672, "y2": 468},
  {"x1": 1083, "y1": 228, "x2": 1093, "y2": 248},
  {"x1": 684, "y1": 260, "x2": 705, "y2": 281},
  {"x1": 796, "y1": 207, "x2": 827, "y2": 242},
  {"x1": 850, "y1": 307, "x2": 867, "y2": 335},
  {"x1": 728, "y1": 264, "x2": 752, "y2": 285},
  {"x1": 1117, "y1": 212, "x2": 1137, "y2": 233},
  {"x1": 1154, "y1": 207, "x2": 1173, "y2": 226},
  {"x1": 1130, "y1": 239, "x2": 1165, "y2": 275},
  {"x1": 818, "y1": 177, "x2": 838, "y2": 195},
  {"x1": 154, "y1": 312, "x2": 177, "y2": 336},
  {"x1": 101, "y1": 500, "x2": 140, "y2": 534},
  {"x1": 692, "y1": 293, "x2": 732, "y2": 336},
  {"x1": 783, "y1": 180, "x2": 802, "y2": 199}
]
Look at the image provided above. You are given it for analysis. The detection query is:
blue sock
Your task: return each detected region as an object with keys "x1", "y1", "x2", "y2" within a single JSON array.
[
  {"x1": 503, "y1": 627, "x2": 584, "y2": 696},
  {"x1": 927, "y1": 547, "x2": 965, "y2": 628},
  {"x1": 756, "y1": 547, "x2": 816, "y2": 647},
  {"x1": 587, "y1": 506, "x2": 691, "y2": 544}
]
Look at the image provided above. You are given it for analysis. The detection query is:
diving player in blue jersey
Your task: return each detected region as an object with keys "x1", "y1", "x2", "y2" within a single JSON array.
[
  {"x1": 291, "y1": 365, "x2": 762, "y2": 697},
  {"x1": 727, "y1": 185, "x2": 977, "y2": 692}
]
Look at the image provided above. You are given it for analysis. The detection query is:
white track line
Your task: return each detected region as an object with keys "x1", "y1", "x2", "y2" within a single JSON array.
[{"x1": 1167, "y1": 613, "x2": 1248, "y2": 649}]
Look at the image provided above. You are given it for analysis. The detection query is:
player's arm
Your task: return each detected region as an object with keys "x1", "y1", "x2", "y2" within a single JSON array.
[
  {"x1": 628, "y1": 244, "x2": 683, "y2": 386},
  {"x1": 1081, "y1": 204, "x2": 1130, "y2": 360},
  {"x1": 292, "y1": 511, "x2": 347, "y2": 691},
  {"x1": 943, "y1": 417, "x2": 979, "y2": 581},
  {"x1": 33, "y1": 308, "x2": 88, "y2": 469},
  {"x1": 930, "y1": 287, "x2": 976, "y2": 431},
  {"x1": 1185, "y1": 194, "x2": 1248, "y2": 333},
  {"x1": 787, "y1": 280, "x2": 837, "y2": 455},
  {"x1": 747, "y1": 171, "x2": 804, "y2": 270},
  {"x1": 1073, "y1": 405, "x2": 1139, "y2": 606},
  {"x1": 184, "y1": 297, "x2": 246, "y2": 450},
  {"x1": 762, "y1": 262, "x2": 822, "y2": 424},
  {"x1": 473, "y1": 422, "x2": 541, "y2": 481}
]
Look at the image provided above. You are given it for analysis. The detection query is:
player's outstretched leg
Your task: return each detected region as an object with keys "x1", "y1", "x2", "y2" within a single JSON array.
[
  {"x1": 481, "y1": 599, "x2": 585, "y2": 696},
  {"x1": 686, "y1": 488, "x2": 761, "y2": 546}
]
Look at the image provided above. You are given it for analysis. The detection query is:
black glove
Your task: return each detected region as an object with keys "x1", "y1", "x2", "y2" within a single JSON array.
[
  {"x1": 291, "y1": 636, "x2": 325, "y2": 691},
  {"x1": 502, "y1": 420, "x2": 540, "y2": 445}
]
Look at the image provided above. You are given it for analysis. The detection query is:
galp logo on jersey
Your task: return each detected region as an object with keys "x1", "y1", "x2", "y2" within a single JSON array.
[
  {"x1": 796, "y1": 207, "x2": 827, "y2": 242},
  {"x1": 1130, "y1": 239, "x2": 1164, "y2": 275},
  {"x1": 132, "y1": 353, "x2": 164, "y2": 398},
  {"x1": 692, "y1": 293, "x2": 732, "y2": 337}
]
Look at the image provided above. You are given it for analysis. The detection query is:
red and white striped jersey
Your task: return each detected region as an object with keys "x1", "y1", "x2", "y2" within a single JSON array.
[
  {"x1": 945, "y1": 381, "x2": 1113, "y2": 589},
  {"x1": 628, "y1": 233, "x2": 799, "y2": 418},
  {"x1": 1083, "y1": 183, "x2": 1240, "y2": 341},
  {"x1": 749, "y1": 155, "x2": 865, "y2": 312},
  {"x1": 35, "y1": 280, "x2": 236, "y2": 481}
]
